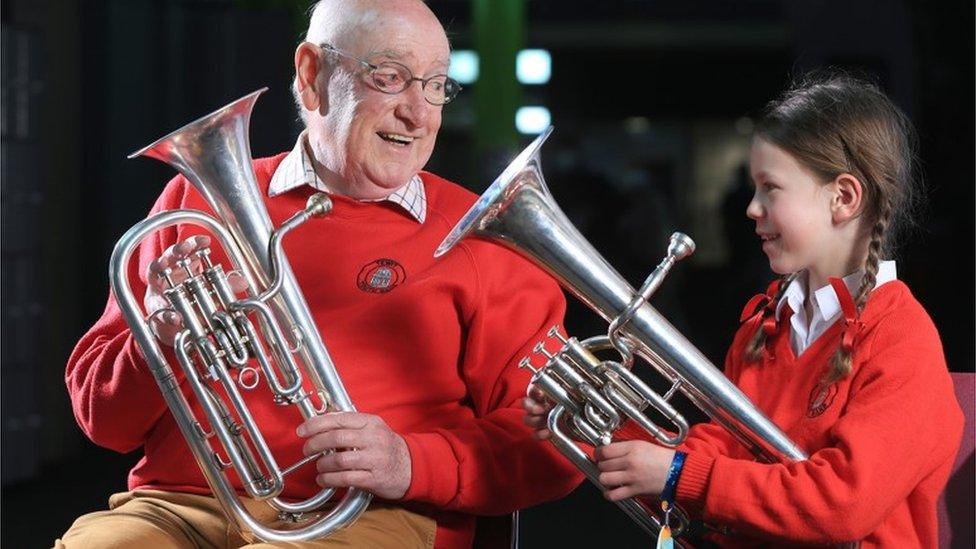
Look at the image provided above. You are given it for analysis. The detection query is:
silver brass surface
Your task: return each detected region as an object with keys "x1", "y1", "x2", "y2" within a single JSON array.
[
  {"x1": 112, "y1": 89, "x2": 370, "y2": 542},
  {"x1": 436, "y1": 126, "x2": 807, "y2": 540}
]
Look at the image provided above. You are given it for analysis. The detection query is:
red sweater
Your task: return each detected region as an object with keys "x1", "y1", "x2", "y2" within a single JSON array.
[
  {"x1": 673, "y1": 280, "x2": 963, "y2": 547},
  {"x1": 66, "y1": 154, "x2": 582, "y2": 548}
]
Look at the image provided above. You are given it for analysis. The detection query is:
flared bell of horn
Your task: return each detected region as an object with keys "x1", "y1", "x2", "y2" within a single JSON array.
[
  {"x1": 128, "y1": 88, "x2": 276, "y2": 288},
  {"x1": 437, "y1": 126, "x2": 555, "y2": 257}
]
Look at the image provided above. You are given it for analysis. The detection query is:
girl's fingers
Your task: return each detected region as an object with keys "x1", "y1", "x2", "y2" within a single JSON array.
[
  {"x1": 594, "y1": 441, "x2": 632, "y2": 461},
  {"x1": 604, "y1": 485, "x2": 637, "y2": 502},
  {"x1": 598, "y1": 470, "x2": 631, "y2": 487},
  {"x1": 596, "y1": 456, "x2": 629, "y2": 472}
]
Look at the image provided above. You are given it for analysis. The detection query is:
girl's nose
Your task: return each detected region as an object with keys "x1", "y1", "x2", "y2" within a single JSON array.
[{"x1": 745, "y1": 192, "x2": 762, "y2": 220}]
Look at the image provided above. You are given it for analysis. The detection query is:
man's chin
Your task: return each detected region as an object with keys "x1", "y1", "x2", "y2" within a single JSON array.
[
  {"x1": 351, "y1": 175, "x2": 412, "y2": 199},
  {"x1": 369, "y1": 168, "x2": 418, "y2": 190}
]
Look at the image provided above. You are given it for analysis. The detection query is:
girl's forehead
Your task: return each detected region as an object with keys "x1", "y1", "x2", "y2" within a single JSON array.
[
  {"x1": 750, "y1": 139, "x2": 825, "y2": 184},
  {"x1": 751, "y1": 139, "x2": 799, "y2": 169}
]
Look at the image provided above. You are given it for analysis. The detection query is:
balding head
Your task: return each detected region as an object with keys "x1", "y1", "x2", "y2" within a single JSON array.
[
  {"x1": 291, "y1": 0, "x2": 452, "y2": 200},
  {"x1": 304, "y1": 0, "x2": 448, "y2": 57}
]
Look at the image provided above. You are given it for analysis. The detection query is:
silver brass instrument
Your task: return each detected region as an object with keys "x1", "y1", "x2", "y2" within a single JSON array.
[
  {"x1": 111, "y1": 89, "x2": 370, "y2": 542},
  {"x1": 435, "y1": 126, "x2": 807, "y2": 540}
]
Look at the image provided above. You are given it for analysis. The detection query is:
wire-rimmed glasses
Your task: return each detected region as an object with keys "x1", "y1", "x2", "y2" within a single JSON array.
[{"x1": 319, "y1": 43, "x2": 461, "y2": 106}]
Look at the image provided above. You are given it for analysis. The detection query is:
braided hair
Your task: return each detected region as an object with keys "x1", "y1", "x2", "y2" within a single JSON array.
[
  {"x1": 744, "y1": 273, "x2": 796, "y2": 363},
  {"x1": 745, "y1": 71, "x2": 921, "y2": 383}
]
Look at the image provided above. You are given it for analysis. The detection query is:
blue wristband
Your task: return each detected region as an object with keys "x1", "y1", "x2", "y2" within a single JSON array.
[{"x1": 660, "y1": 450, "x2": 687, "y2": 504}]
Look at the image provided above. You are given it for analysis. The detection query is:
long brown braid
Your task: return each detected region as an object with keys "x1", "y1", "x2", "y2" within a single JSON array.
[
  {"x1": 744, "y1": 273, "x2": 796, "y2": 363},
  {"x1": 746, "y1": 71, "x2": 920, "y2": 378}
]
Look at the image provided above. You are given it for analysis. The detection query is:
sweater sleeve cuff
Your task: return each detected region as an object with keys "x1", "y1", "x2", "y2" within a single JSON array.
[
  {"x1": 675, "y1": 450, "x2": 714, "y2": 511},
  {"x1": 400, "y1": 431, "x2": 459, "y2": 506}
]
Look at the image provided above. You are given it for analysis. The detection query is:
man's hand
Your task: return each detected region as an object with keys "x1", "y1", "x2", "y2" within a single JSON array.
[
  {"x1": 594, "y1": 440, "x2": 675, "y2": 501},
  {"x1": 297, "y1": 412, "x2": 412, "y2": 500},
  {"x1": 144, "y1": 235, "x2": 246, "y2": 346},
  {"x1": 522, "y1": 384, "x2": 554, "y2": 440}
]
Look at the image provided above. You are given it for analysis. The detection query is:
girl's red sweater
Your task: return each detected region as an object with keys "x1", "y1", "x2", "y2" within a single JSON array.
[
  {"x1": 65, "y1": 154, "x2": 582, "y2": 548},
  {"x1": 675, "y1": 280, "x2": 963, "y2": 547}
]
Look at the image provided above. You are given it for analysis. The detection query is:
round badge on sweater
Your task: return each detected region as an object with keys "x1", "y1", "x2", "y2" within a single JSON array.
[
  {"x1": 806, "y1": 382, "x2": 838, "y2": 418},
  {"x1": 357, "y1": 258, "x2": 406, "y2": 293}
]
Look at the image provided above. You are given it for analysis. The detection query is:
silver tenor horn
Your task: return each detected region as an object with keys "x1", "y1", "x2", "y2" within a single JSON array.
[
  {"x1": 435, "y1": 127, "x2": 807, "y2": 540},
  {"x1": 110, "y1": 89, "x2": 370, "y2": 542}
]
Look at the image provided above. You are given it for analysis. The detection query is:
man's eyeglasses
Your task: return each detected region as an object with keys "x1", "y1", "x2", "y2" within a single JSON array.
[{"x1": 319, "y1": 43, "x2": 461, "y2": 106}]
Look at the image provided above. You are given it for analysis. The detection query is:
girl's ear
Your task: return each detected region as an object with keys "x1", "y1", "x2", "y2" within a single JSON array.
[{"x1": 830, "y1": 173, "x2": 864, "y2": 223}]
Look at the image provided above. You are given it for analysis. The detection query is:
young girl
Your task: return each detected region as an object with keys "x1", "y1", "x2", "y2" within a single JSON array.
[{"x1": 524, "y1": 73, "x2": 964, "y2": 547}]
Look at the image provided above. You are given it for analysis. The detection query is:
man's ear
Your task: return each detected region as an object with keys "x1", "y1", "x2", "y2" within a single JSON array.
[
  {"x1": 294, "y1": 42, "x2": 323, "y2": 111},
  {"x1": 830, "y1": 173, "x2": 864, "y2": 223}
]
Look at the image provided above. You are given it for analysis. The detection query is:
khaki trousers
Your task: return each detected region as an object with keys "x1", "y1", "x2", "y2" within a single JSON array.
[{"x1": 54, "y1": 490, "x2": 436, "y2": 548}]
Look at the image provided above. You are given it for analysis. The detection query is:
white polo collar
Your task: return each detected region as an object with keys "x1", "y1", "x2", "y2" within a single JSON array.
[{"x1": 775, "y1": 261, "x2": 897, "y2": 355}]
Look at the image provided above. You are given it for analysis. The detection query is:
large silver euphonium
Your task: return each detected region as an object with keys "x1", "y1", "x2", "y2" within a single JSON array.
[
  {"x1": 111, "y1": 89, "x2": 370, "y2": 542},
  {"x1": 435, "y1": 127, "x2": 807, "y2": 540}
]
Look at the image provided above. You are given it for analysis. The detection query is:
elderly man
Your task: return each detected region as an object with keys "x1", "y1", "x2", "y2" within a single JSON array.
[{"x1": 58, "y1": 0, "x2": 581, "y2": 547}]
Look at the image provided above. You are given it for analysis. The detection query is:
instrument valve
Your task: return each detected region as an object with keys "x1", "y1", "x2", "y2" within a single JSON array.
[
  {"x1": 154, "y1": 263, "x2": 178, "y2": 290},
  {"x1": 547, "y1": 326, "x2": 570, "y2": 344},
  {"x1": 176, "y1": 257, "x2": 196, "y2": 280},
  {"x1": 518, "y1": 357, "x2": 539, "y2": 374},
  {"x1": 195, "y1": 247, "x2": 215, "y2": 269},
  {"x1": 533, "y1": 341, "x2": 555, "y2": 360}
]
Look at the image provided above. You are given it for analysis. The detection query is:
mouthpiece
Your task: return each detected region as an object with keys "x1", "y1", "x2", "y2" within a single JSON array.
[
  {"x1": 306, "y1": 193, "x2": 333, "y2": 218},
  {"x1": 667, "y1": 232, "x2": 695, "y2": 262}
]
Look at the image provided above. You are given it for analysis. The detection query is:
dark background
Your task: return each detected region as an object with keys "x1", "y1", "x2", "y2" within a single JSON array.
[{"x1": 2, "y1": 1, "x2": 973, "y2": 547}]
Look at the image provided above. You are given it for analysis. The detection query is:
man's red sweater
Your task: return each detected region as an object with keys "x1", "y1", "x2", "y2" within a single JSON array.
[
  {"x1": 674, "y1": 280, "x2": 963, "y2": 547},
  {"x1": 65, "y1": 154, "x2": 582, "y2": 548}
]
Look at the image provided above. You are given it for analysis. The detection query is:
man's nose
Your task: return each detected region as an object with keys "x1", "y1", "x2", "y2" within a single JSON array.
[{"x1": 394, "y1": 81, "x2": 430, "y2": 127}]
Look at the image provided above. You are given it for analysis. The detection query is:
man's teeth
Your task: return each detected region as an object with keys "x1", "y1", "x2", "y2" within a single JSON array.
[{"x1": 378, "y1": 132, "x2": 414, "y2": 144}]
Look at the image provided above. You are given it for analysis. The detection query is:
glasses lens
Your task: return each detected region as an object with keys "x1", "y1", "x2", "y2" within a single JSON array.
[
  {"x1": 424, "y1": 76, "x2": 460, "y2": 105},
  {"x1": 371, "y1": 63, "x2": 411, "y2": 93}
]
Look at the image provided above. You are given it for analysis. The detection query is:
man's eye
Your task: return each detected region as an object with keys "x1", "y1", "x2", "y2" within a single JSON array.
[{"x1": 375, "y1": 71, "x2": 403, "y2": 87}]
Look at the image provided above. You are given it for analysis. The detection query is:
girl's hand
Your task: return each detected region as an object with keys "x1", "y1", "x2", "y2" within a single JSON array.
[
  {"x1": 594, "y1": 441, "x2": 675, "y2": 501},
  {"x1": 522, "y1": 384, "x2": 554, "y2": 440}
]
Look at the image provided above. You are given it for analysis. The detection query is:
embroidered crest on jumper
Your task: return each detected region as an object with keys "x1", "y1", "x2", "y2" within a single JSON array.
[
  {"x1": 806, "y1": 383, "x2": 838, "y2": 418},
  {"x1": 357, "y1": 259, "x2": 406, "y2": 293}
]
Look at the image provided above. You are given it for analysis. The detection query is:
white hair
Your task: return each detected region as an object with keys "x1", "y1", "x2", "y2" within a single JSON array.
[{"x1": 291, "y1": 0, "x2": 384, "y2": 125}]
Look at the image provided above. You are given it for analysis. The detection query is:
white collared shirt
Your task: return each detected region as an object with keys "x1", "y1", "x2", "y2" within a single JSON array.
[
  {"x1": 775, "y1": 261, "x2": 898, "y2": 356},
  {"x1": 268, "y1": 131, "x2": 428, "y2": 223}
]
